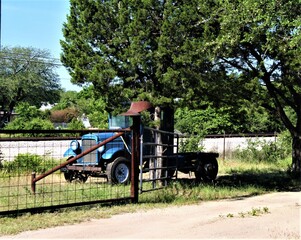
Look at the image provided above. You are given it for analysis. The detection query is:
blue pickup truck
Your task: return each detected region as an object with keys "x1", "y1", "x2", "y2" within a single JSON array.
[{"x1": 61, "y1": 115, "x2": 218, "y2": 184}]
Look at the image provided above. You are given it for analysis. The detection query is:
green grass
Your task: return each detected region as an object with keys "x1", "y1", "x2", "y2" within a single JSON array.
[
  {"x1": 0, "y1": 157, "x2": 300, "y2": 236},
  {"x1": 0, "y1": 175, "x2": 131, "y2": 212}
]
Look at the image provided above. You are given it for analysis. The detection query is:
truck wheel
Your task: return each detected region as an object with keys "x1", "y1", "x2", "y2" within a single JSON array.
[
  {"x1": 63, "y1": 157, "x2": 75, "y2": 182},
  {"x1": 64, "y1": 171, "x2": 75, "y2": 182},
  {"x1": 107, "y1": 157, "x2": 131, "y2": 184},
  {"x1": 73, "y1": 172, "x2": 88, "y2": 183},
  {"x1": 64, "y1": 171, "x2": 88, "y2": 183},
  {"x1": 195, "y1": 157, "x2": 218, "y2": 182},
  {"x1": 63, "y1": 157, "x2": 88, "y2": 183}
]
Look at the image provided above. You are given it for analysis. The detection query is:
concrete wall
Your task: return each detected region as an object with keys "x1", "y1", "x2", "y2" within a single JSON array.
[
  {"x1": 0, "y1": 136, "x2": 277, "y2": 162},
  {"x1": 0, "y1": 140, "x2": 71, "y2": 161},
  {"x1": 201, "y1": 136, "x2": 277, "y2": 158}
]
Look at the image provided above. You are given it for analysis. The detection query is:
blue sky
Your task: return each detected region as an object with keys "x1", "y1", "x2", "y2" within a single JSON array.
[{"x1": 1, "y1": 0, "x2": 81, "y2": 91}]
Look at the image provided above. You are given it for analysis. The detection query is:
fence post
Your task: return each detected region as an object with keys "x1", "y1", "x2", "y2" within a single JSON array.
[
  {"x1": 31, "y1": 172, "x2": 36, "y2": 194},
  {"x1": 131, "y1": 115, "x2": 141, "y2": 203}
]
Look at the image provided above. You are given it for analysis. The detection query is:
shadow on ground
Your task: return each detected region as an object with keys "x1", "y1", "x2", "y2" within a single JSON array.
[{"x1": 176, "y1": 169, "x2": 301, "y2": 192}]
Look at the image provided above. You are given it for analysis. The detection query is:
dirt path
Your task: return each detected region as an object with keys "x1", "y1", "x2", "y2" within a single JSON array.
[{"x1": 1, "y1": 191, "x2": 300, "y2": 239}]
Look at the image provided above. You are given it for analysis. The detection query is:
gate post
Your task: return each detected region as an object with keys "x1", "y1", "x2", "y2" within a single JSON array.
[
  {"x1": 120, "y1": 101, "x2": 152, "y2": 203},
  {"x1": 131, "y1": 115, "x2": 141, "y2": 203}
]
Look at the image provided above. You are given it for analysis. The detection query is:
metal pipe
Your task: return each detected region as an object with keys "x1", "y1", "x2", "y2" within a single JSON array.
[
  {"x1": 139, "y1": 131, "x2": 144, "y2": 193},
  {"x1": 31, "y1": 172, "x2": 36, "y2": 194}
]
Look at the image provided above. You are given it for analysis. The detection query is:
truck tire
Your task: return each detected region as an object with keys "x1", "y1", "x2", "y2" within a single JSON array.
[
  {"x1": 64, "y1": 171, "x2": 88, "y2": 183},
  {"x1": 63, "y1": 157, "x2": 75, "y2": 182},
  {"x1": 106, "y1": 157, "x2": 131, "y2": 184},
  {"x1": 195, "y1": 156, "x2": 218, "y2": 182},
  {"x1": 64, "y1": 171, "x2": 74, "y2": 182},
  {"x1": 63, "y1": 157, "x2": 88, "y2": 183}
]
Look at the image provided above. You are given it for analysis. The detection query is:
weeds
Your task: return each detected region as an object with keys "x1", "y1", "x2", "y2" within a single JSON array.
[
  {"x1": 0, "y1": 153, "x2": 61, "y2": 174},
  {"x1": 232, "y1": 131, "x2": 291, "y2": 164},
  {"x1": 222, "y1": 207, "x2": 270, "y2": 218}
]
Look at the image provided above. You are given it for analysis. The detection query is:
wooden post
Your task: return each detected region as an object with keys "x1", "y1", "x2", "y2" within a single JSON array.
[{"x1": 131, "y1": 115, "x2": 140, "y2": 203}]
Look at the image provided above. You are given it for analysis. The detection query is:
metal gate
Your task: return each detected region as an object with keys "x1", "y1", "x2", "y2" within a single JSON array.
[
  {"x1": 0, "y1": 129, "x2": 134, "y2": 215},
  {"x1": 139, "y1": 127, "x2": 180, "y2": 193}
]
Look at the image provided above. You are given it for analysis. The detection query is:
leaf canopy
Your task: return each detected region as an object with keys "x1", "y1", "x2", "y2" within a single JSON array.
[
  {"x1": 61, "y1": 0, "x2": 228, "y2": 112},
  {"x1": 0, "y1": 46, "x2": 61, "y2": 127}
]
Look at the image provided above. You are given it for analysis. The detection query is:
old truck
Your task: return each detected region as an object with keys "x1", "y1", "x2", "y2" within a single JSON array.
[{"x1": 61, "y1": 102, "x2": 219, "y2": 184}]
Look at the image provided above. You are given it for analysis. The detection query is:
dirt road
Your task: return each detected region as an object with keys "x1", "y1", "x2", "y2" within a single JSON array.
[{"x1": 1, "y1": 191, "x2": 300, "y2": 239}]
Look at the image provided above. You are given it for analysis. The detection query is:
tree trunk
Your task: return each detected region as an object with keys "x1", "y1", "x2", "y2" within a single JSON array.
[{"x1": 292, "y1": 136, "x2": 301, "y2": 177}]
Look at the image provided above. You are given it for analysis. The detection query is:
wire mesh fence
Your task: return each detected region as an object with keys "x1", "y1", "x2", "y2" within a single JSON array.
[
  {"x1": 0, "y1": 130, "x2": 132, "y2": 215},
  {"x1": 0, "y1": 127, "x2": 269, "y2": 215}
]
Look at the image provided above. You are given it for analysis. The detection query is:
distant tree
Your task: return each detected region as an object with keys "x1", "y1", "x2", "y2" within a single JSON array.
[
  {"x1": 0, "y1": 46, "x2": 61, "y2": 128},
  {"x1": 76, "y1": 86, "x2": 108, "y2": 128},
  {"x1": 5, "y1": 103, "x2": 54, "y2": 131},
  {"x1": 175, "y1": 106, "x2": 232, "y2": 135},
  {"x1": 51, "y1": 90, "x2": 78, "y2": 110},
  {"x1": 53, "y1": 87, "x2": 108, "y2": 128}
]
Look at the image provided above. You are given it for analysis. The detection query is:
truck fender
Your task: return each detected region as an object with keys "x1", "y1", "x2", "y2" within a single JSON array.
[
  {"x1": 102, "y1": 147, "x2": 126, "y2": 160},
  {"x1": 63, "y1": 148, "x2": 76, "y2": 158}
]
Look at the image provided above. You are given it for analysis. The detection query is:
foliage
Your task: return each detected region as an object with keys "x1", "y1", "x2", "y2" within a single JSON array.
[
  {"x1": 52, "y1": 87, "x2": 108, "y2": 128},
  {"x1": 50, "y1": 107, "x2": 79, "y2": 123},
  {"x1": 201, "y1": 0, "x2": 301, "y2": 172},
  {"x1": 175, "y1": 106, "x2": 233, "y2": 135},
  {"x1": 0, "y1": 46, "x2": 61, "y2": 128},
  {"x1": 233, "y1": 132, "x2": 292, "y2": 164},
  {"x1": 61, "y1": 0, "x2": 227, "y2": 113},
  {"x1": 61, "y1": 0, "x2": 301, "y2": 172},
  {"x1": 179, "y1": 134, "x2": 204, "y2": 153},
  {"x1": 51, "y1": 91, "x2": 78, "y2": 110},
  {"x1": 175, "y1": 104, "x2": 283, "y2": 135},
  {"x1": 76, "y1": 87, "x2": 108, "y2": 128},
  {"x1": 4, "y1": 103, "x2": 54, "y2": 131},
  {"x1": 60, "y1": 0, "x2": 287, "y2": 133},
  {"x1": 1, "y1": 153, "x2": 58, "y2": 174},
  {"x1": 67, "y1": 118, "x2": 85, "y2": 130}
]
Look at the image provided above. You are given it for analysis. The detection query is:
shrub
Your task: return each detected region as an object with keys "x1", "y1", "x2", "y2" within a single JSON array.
[
  {"x1": 67, "y1": 118, "x2": 86, "y2": 130},
  {"x1": 233, "y1": 132, "x2": 291, "y2": 164},
  {"x1": 179, "y1": 135, "x2": 204, "y2": 153},
  {"x1": 1, "y1": 153, "x2": 59, "y2": 174},
  {"x1": 50, "y1": 108, "x2": 79, "y2": 123}
]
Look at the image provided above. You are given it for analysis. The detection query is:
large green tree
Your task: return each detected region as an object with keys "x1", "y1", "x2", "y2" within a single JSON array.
[
  {"x1": 61, "y1": 0, "x2": 227, "y2": 114},
  {"x1": 201, "y1": 0, "x2": 301, "y2": 174},
  {"x1": 61, "y1": 0, "x2": 299, "y2": 174},
  {"x1": 0, "y1": 46, "x2": 61, "y2": 127}
]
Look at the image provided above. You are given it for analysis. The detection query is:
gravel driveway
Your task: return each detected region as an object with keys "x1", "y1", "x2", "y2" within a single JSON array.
[{"x1": 1, "y1": 191, "x2": 300, "y2": 239}]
